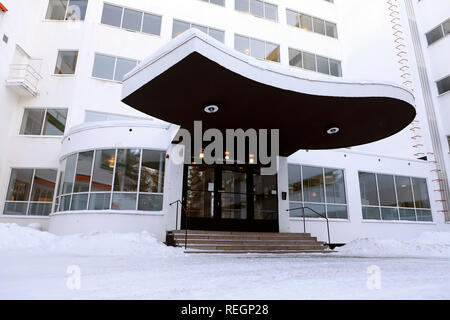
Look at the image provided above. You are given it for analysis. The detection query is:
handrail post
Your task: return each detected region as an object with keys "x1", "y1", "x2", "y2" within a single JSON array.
[
  {"x1": 302, "y1": 207, "x2": 306, "y2": 233},
  {"x1": 286, "y1": 206, "x2": 331, "y2": 245}
]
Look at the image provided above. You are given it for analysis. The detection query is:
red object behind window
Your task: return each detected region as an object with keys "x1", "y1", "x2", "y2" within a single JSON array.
[{"x1": 0, "y1": 3, "x2": 7, "y2": 12}]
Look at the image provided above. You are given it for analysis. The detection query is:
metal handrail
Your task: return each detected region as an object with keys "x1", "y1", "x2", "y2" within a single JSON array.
[
  {"x1": 286, "y1": 206, "x2": 331, "y2": 245},
  {"x1": 169, "y1": 199, "x2": 188, "y2": 250}
]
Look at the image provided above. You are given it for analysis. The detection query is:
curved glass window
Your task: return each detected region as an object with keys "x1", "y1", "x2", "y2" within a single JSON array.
[{"x1": 54, "y1": 149, "x2": 165, "y2": 212}]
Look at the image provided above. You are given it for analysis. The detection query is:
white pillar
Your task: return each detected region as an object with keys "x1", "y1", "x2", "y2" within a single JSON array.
[{"x1": 277, "y1": 156, "x2": 290, "y2": 233}]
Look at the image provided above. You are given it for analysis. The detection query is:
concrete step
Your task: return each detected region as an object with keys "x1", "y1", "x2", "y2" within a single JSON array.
[
  {"x1": 172, "y1": 234, "x2": 317, "y2": 241},
  {"x1": 174, "y1": 239, "x2": 324, "y2": 245},
  {"x1": 176, "y1": 244, "x2": 326, "y2": 251},
  {"x1": 170, "y1": 230, "x2": 312, "y2": 237},
  {"x1": 185, "y1": 250, "x2": 333, "y2": 254}
]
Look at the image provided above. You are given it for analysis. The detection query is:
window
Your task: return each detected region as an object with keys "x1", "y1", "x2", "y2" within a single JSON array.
[
  {"x1": 288, "y1": 48, "x2": 342, "y2": 77},
  {"x1": 85, "y1": 110, "x2": 151, "y2": 122},
  {"x1": 92, "y1": 53, "x2": 138, "y2": 82},
  {"x1": 20, "y1": 108, "x2": 67, "y2": 136},
  {"x1": 234, "y1": 34, "x2": 280, "y2": 62},
  {"x1": 200, "y1": 0, "x2": 225, "y2": 6},
  {"x1": 54, "y1": 149, "x2": 165, "y2": 212},
  {"x1": 436, "y1": 75, "x2": 450, "y2": 95},
  {"x1": 286, "y1": 9, "x2": 338, "y2": 39},
  {"x1": 426, "y1": 19, "x2": 450, "y2": 45},
  {"x1": 235, "y1": 0, "x2": 278, "y2": 22},
  {"x1": 359, "y1": 172, "x2": 432, "y2": 222},
  {"x1": 45, "y1": 0, "x2": 88, "y2": 21},
  {"x1": 172, "y1": 19, "x2": 225, "y2": 43},
  {"x1": 4, "y1": 168, "x2": 57, "y2": 216},
  {"x1": 288, "y1": 164, "x2": 347, "y2": 219},
  {"x1": 54, "y1": 50, "x2": 78, "y2": 74},
  {"x1": 101, "y1": 3, "x2": 162, "y2": 36}
]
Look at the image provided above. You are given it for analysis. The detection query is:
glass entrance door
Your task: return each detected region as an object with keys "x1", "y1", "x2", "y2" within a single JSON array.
[{"x1": 183, "y1": 164, "x2": 278, "y2": 232}]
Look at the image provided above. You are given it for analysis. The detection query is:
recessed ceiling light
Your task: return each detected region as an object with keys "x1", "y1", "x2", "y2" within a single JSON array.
[
  {"x1": 204, "y1": 105, "x2": 219, "y2": 113},
  {"x1": 327, "y1": 127, "x2": 340, "y2": 135}
]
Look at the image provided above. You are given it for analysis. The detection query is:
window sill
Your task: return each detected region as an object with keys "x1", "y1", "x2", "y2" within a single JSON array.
[
  {"x1": 52, "y1": 73, "x2": 76, "y2": 77},
  {"x1": 90, "y1": 76, "x2": 122, "y2": 84},
  {"x1": 286, "y1": 23, "x2": 339, "y2": 40},
  {"x1": 99, "y1": 22, "x2": 162, "y2": 39},
  {"x1": 362, "y1": 219, "x2": 435, "y2": 225},
  {"x1": 18, "y1": 134, "x2": 64, "y2": 138},
  {"x1": 437, "y1": 90, "x2": 450, "y2": 98},
  {"x1": 234, "y1": 10, "x2": 279, "y2": 24},
  {"x1": 0, "y1": 215, "x2": 50, "y2": 219},
  {"x1": 289, "y1": 217, "x2": 350, "y2": 223},
  {"x1": 43, "y1": 19, "x2": 85, "y2": 23},
  {"x1": 51, "y1": 210, "x2": 165, "y2": 217}
]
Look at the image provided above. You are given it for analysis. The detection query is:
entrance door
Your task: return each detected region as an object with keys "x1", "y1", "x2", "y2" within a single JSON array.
[{"x1": 182, "y1": 164, "x2": 278, "y2": 232}]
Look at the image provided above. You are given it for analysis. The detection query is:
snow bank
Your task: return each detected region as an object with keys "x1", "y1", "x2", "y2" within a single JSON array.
[
  {"x1": 0, "y1": 223, "x2": 182, "y2": 257},
  {"x1": 336, "y1": 232, "x2": 450, "y2": 258}
]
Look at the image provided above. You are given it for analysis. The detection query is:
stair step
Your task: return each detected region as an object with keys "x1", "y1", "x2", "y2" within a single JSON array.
[
  {"x1": 176, "y1": 244, "x2": 326, "y2": 250},
  {"x1": 173, "y1": 234, "x2": 317, "y2": 241},
  {"x1": 185, "y1": 250, "x2": 333, "y2": 254},
  {"x1": 174, "y1": 239, "x2": 324, "y2": 245},
  {"x1": 170, "y1": 230, "x2": 311, "y2": 237}
]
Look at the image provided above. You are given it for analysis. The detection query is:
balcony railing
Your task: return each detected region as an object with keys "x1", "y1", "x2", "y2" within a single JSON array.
[{"x1": 6, "y1": 63, "x2": 42, "y2": 96}]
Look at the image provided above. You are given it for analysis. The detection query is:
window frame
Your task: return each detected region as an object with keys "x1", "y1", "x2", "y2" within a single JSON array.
[
  {"x1": 358, "y1": 170, "x2": 433, "y2": 223},
  {"x1": 234, "y1": 0, "x2": 279, "y2": 22},
  {"x1": 425, "y1": 18, "x2": 450, "y2": 46},
  {"x1": 54, "y1": 148, "x2": 166, "y2": 213},
  {"x1": 45, "y1": 0, "x2": 89, "y2": 22},
  {"x1": 19, "y1": 107, "x2": 68, "y2": 137},
  {"x1": 4, "y1": 167, "x2": 58, "y2": 217},
  {"x1": 91, "y1": 52, "x2": 139, "y2": 83},
  {"x1": 288, "y1": 47, "x2": 342, "y2": 77},
  {"x1": 234, "y1": 33, "x2": 280, "y2": 62},
  {"x1": 172, "y1": 18, "x2": 225, "y2": 43},
  {"x1": 285, "y1": 7, "x2": 338, "y2": 39},
  {"x1": 288, "y1": 164, "x2": 349, "y2": 220},
  {"x1": 436, "y1": 74, "x2": 450, "y2": 96},
  {"x1": 100, "y1": 2, "x2": 162, "y2": 37},
  {"x1": 53, "y1": 49, "x2": 79, "y2": 75}
]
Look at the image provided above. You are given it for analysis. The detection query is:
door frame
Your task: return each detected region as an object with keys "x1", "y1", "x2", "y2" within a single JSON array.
[{"x1": 181, "y1": 163, "x2": 279, "y2": 232}]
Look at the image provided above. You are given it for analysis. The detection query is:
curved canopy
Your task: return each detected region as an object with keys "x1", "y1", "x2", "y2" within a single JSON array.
[{"x1": 122, "y1": 29, "x2": 416, "y2": 157}]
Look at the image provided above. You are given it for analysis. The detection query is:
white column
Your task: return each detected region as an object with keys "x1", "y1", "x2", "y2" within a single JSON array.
[{"x1": 277, "y1": 156, "x2": 290, "y2": 233}]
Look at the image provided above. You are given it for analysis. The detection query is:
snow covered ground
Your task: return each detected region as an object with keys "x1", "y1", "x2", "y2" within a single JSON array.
[{"x1": 1, "y1": 223, "x2": 450, "y2": 299}]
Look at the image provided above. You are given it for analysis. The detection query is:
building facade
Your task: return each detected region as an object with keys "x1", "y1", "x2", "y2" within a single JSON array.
[{"x1": 0, "y1": 0, "x2": 448, "y2": 244}]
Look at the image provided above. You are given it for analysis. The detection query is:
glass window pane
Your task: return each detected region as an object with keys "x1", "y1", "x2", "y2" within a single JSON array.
[
  {"x1": 62, "y1": 154, "x2": 77, "y2": 194},
  {"x1": 443, "y1": 20, "x2": 450, "y2": 35},
  {"x1": 412, "y1": 178, "x2": 431, "y2": 208},
  {"x1": 381, "y1": 207, "x2": 399, "y2": 220},
  {"x1": 362, "y1": 206, "x2": 381, "y2": 220},
  {"x1": 186, "y1": 190, "x2": 214, "y2": 218},
  {"x1": 101, "y1": 4, "x2": 123, "y2": 27},
  {"x1": 142, "y1": 13, "x2": 161, "y2": 35},
  {"x1": 235, "y1": 35, "x2": 250, "y2": 55},
  {"x1": 6, "y1": 169, "x2": 34, "y2": 201},
  {"x1": 250, "y1": 38, "x2": 265, "y2": 59},
  {"x1": 210, "y1": 0, "x2": 225, "y2": 6},
  {"x1": 395, "y1": 176, "x2": 414, "y2": 208},
  {"x1": 70, "y1": 193, "x2": 88, "y2": 210},
  {"x1": 122, "y1": 8, "x2": 142, "y2": 32},
  {"x1": 43, "y1": 109, "x2": 67, "y2": 136},
  {"x1": 92, "y1": 54, "x2": 116, "y2": 80},
  {"x1": 235, "y1": 0, "x2": 249, "y2": 12},
  {"x1": 30, "y1": 169, "x2": 57, "y2": 202},
  {"x1": 264, "y1": 3, "x2": 278, "y2": 21},
  {"x1": 377, "y1": 174, "x2": 397, "y2": 207},
  {"x1": 289, "y1": 48, "x2": 302, "y2": 68},
  {"x1": 138, "y1": 194, "x2": 163, "y2": 211},
  {"x1": 250, "y1": 0, "x2": 263, "y2": 17},
  {"x1": 20, "y1": 109, "x2": 45, "y2": 135},
  {"x1": 286, "y1": 9, "x2": 299, "y2": 27},
  {"x1": 88, "y1": 193, "x2": 111, "y2": 210},
  {"x1": 359, "y1": 172, "x2": 379, "y2": 206},
  {"x1": 91, "y1": 149, "x2": 115, "y2": 192},
  {"x1": 187, "y1": 165, "x2": 214, "y2": 191},
  {"x1": 303, "y1": 203, "x2": 326, "y2": 218},
  {"x1": 426, "y1": 25, "x2": 444, "y2": 45},
  {"x1": 317, "y1": 55, "x2": 330, "y2": 74},
  {"x1": 28, "y1": 202, "x2": 53, "y2": 216},
  {"x1": 209, "y1": 28, "x2": 225, "y2": 43},
  {"x1": 437, "y1": 76, "x2": 450, "y2": 95},
  {"x1": 302, "y1": 166, "x2": 324, "y2": 202},
  {"x1": 66, "y1": 0, "x2": 88, "y2": 21},
  {"x1": 46, "y1": 0, "x2": 68, "y2": 20},
  {"x1": 329, "y1": 59, "x2": 342, "y2": 77},
  {"x1": 4, "y1": 202, "x2": 28, "y2": 215},
  {"x1": 399, "y1": 208, "x2": 416, "y2": 221},
  {"x1": 324, "y1": 168, "x2": 346, "y2": 204},
  {"x1": 265, "y1": 42, "x2": 280, "y2": 62},
  {"x1": 325, "y1": 21, "x2": 338, "y2": 38},
  {"x1": 140, "y1": 150, "x2": 165, "y2": 193},
  {"x1": 300, "y1": 14, "x2": 313, "y2": 32},
  {"x1": 191, "y1": 24, "x2": 208, "y2": 34},
  {"x1": 172, "y1": 20, "x2": 190, "y2": 38},
  {"x1": 114, "y1": 58, "x2": 137, "y2": 82},
  {"x1": 313, "y1": 17, "x2": 326, "y2": 35},
  {"x1": 111, "y1": 193, "x2": 137, "y2": 210},
  {"x1": 327, "y1": 205, "x2": 347, "y2": 219},
  {"x1": 221, "y1": 193, "x2": 247, "y2": 219},
  {"x1": 114, "y1": 149, "x2": 140, "y2": 192},
  {"x1": 289, "y1": 201, "x2": 303, "y2": 217},
  {"x1": 73, "y1": 151, "x2": 94, "y2": 193},
  {"x1": 288, "y1": 164, "x2": 302, "y2": 201},
  {"x1": 303, "y1": 52, "x2": 316, "y2": 71},
  {"x1": 54, "y1": 50, "x2": 78, "y2": 75},
  {"x1": 59, "y1": 194, "x2": 71, "y2": 211},
  {"x1": 416, "y1": 209, "x2": 433, "y2": 222}
]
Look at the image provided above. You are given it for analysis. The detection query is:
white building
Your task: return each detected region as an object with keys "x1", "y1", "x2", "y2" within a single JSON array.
[{"x1": 0, "y1": 0, "x2": 448, "y2": 244}]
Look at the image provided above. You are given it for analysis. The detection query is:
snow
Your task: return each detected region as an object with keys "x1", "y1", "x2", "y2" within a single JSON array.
[{"x1": 1, "y1": 223, "x2": 450, "y2": 299}]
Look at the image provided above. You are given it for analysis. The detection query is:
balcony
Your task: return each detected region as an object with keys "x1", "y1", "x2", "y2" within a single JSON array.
[{"x1": 5, "y1": 63, "x2": 42, "y2": 97}]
